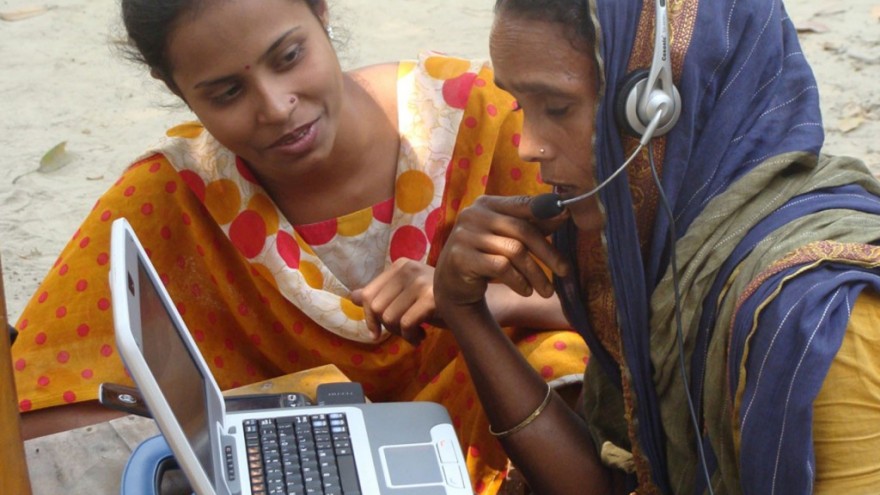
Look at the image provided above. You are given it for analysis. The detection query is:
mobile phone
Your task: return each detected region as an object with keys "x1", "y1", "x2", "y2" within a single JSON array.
[{"x1": 99, "y1": 382, "x2": 151, "y2": 417}]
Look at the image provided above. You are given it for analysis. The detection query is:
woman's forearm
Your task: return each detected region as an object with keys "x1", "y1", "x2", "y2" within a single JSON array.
[
  {"x1": 442, "y1": 298, "x2": 613, "y2": 495},
  {"x1": 485, "y1": 284, "x2": 571, "y2": 329}
]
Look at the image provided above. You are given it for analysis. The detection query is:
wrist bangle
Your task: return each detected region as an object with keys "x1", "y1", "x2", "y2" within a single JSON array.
[{"x1": 489, "y1": 384, "x2": 553, "y2": 439}]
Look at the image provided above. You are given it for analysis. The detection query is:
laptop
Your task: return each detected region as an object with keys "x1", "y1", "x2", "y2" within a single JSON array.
[{"x1": 109, "y1": 218, "x2": 473, "y2": 495}]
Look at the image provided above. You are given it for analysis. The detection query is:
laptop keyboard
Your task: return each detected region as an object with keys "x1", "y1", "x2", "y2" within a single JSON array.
[{"x1": 243, "y1": 413, "x2": 361, "y2": 495}]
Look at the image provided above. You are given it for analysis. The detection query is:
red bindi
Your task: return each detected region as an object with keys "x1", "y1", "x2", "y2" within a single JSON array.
[{"x1": 244, "y1": 65, "x2": 251, "y2": 70}]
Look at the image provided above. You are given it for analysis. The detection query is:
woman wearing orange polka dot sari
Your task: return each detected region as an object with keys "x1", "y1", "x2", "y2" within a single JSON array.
[{"x1": 12, "y1": 51, "x2": 588, "y2": 493}]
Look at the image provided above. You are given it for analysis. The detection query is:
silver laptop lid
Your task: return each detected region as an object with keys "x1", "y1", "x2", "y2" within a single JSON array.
[{"x1": 111, "y1": 218, "x2": 224, "y2": 494}]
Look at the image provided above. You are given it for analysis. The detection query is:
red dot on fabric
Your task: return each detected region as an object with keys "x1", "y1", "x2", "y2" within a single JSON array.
[
  {"x1": 99, "y1": 210, "x2": 111, "y2": 222},
  {"x1": 229, "y1": 210, "x2": 267, "y2": 259},
  {"x1": 424, "y1": 207, "x2": 443, "y2": 243},
  {"x1": 541, "y1": 366, "x2": 554, "y2": 379},
  {"x1": 486, "y1": 104, "x2": 498, "y2": 117},
  {"x1": 250, "y1": 334, "x2": 262, "y2": 346},
  {"x1": 481, "y1": 175, "x2": 489, "y2": 187},
  {"x1": 35, "y1": 332, "x2": 47, "y2": 345},
  {"x1": 287, "y1": 351, "x2": 300, "y2": 364},
  {"x1": 191, "y1": 284, "x2": 202, "y2": 297},
  {"x1": 161, "y1": 226, "x2": 172, "y2": 240},
  {"x1": 466, "y1": 396, "x2": 475, "y2": 410},
  {"x1": 19, "y1": 319, "x2": 28, "y2": 330},
  {"x1": 469, "y1": 445, "x2": 481, "y2": 458},
  {"x1": 63, "y1": 391, "x2": 77, "y2": 403},
  {"x1": 72, "y1": 229, "x2": 81, "y2": 241},
  {"x1": 372, "y1": 198, "x2": 394, "y2": 224},
  {"x1": 464, "y1": 117, "x2": 478, "y2": 129},
  {"x1": 224, "y1": 338, "x2": 236, "y2": 351},
  {"x1": 165, "y1": 181, "x2": 177, "y2": 194},
  {"x1": 208, "y1": 312, "x2": 218, "y2": 324},
  {"x1": 235, "y1": 157, "x2": 259, "y2": 184},
  {"x1": 57, "y1": 351, "x2": 70, "y2": 364},
  {"x1": 14, "y1": 359, "x2": 26, "y2": 371},
  {"x1": 141, "y1": 203, "x2": 154, "y2": 215},
  {"x1": 194, "y1": 329, "x2": 206, "y2": 342},
  {"x1": 238, "y1": 304, "x2": 250, "y2": 316},
  {"x1": 246, "y1": 364, "x2": 257, "y2": 377},
  {"x1": 79, "y1": 237, "x2": 90, "y2": 249},
  {"x1": 554, "y1": 341, "x2": 568, "y2": 351},
  {"x1": 214, "y1": 356, "x2": 225, "y2": 369},
  {"x1": 77, "y1": 323, "x2": 90, "y2": 337},
  {"x1": 37, "y1": 376, "x2": 50, "y2": 387},
  {"x1": 175, "y1": 302, "x2": 186, "y2": 316},
  {"x1": 97, "y1": 252, "x2": 109, "y2": 266},
  {"x1": 101, "y1": 344, "x2": 113, "y2": 357},
  {"x1": 475, "y1": 78, "x2": 487, "y2": 87},
  {"x1": 475, "y1": 144, "x2": 484, "y2": 156},
  {"x1": 510, "y1": 168, "x2": 523, "y2": 181},
  {"x1": 272, "y1": 322, "x2": 284, "y2": 334},
  {"x1": 160, "y1": 273, "x2": 170, "y2": 286},
  {"x1": 38, "y1": 292, "x2": 48, "y2": 303},
  {"x1": 441, "y1": 71, "x2": 478, "y2": 109},
  {"x1": 293, "y1": 322, "x2": 304, "y2": 335},
  {"x1": 276, "y1": 231, "x2": 301, "y2": 269},
  {"x1": 19, "y1": 400, "x2": 32, "y2": 412},
  {"x1": 149, "y1": 162, "x2": 162, "y2": 173},
  {"x1": 294, "y1": 219, "x2": 338, "y2": 247},
  {"x1": 475, "y1": 481, "x2": 486, "y2": 494},
  {"x1": 388, "y1": 343, "x2": 400, "y2": 356},
  {"x1": 454, "y1": 371, "x2": 467, "y2": 384},
  {"x1": 59, "y1": 264, "x2": 69, "y2": 276},
  {"x1": 124, "y1": 186, "x2": 136, "y2": 197},
  {"x1": 196, "y1": 245, "x2": 205, "y2": 257},
  {"x1": 81, "y1": 369, "x2": 94, "y2": 379},
  {"x1": 330, "y1": 337, "x2": 343, "y2": 348},
  {"x1": 389, "y1": 226, "x2": 428, "y2": 262},
  {"x1": 98, "y1": 298, "x2": 111, "y2": 311},
  {"x1": 178, "y1": 170, "x2": 206, "y2": 202},
  {"x1": 182, "y1": 213, "x2": 192, "y2": 226},
  {"x1": 351, "y1": 354, "x2": 364, "y2": 366}
]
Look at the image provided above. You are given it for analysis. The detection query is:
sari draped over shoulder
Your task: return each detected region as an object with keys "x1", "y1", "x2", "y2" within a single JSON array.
[
  {"x1": 556, "y1": 1, "x2": 880, "y2": 493},
  {"x1": 11, "y1": 53, "x2": 589, "y2": 493}
]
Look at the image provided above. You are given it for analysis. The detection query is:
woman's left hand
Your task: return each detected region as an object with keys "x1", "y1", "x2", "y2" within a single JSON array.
[{"x1": 351, "y1": 258, "x2": 439, "y2": 345}]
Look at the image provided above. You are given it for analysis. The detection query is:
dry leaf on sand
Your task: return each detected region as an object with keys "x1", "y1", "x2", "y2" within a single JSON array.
[{"x1": 0, "y1": 6, "x2": 52, "y2": 22}]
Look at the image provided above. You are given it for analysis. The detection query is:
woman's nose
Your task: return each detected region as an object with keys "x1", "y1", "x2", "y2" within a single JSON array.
[
  {"x1": 255, "y1": 83, "x2": 295, "y2": 125},
  {"x1": 517, "y1": 120, "x2": 547, "y2": 164}
]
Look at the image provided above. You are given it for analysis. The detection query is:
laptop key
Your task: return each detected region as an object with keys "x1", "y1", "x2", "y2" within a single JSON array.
[{"x1": 336, "y1": 454, "x2": 360, "y2": 494}]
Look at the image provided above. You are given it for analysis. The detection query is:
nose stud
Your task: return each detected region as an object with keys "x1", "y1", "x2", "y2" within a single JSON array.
[{"x1": 540, "y1": 148, "x2": 545, "y2": 154}]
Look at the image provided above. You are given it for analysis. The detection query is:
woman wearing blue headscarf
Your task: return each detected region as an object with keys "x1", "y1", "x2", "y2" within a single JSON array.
[{"x1": 432, "y1": 0, "x2": 880, "y2": 493}]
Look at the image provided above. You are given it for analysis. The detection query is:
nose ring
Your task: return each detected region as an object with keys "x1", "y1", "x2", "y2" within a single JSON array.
[{"x1": 289, "y1": 96, "x2": 297, "y2": 105}]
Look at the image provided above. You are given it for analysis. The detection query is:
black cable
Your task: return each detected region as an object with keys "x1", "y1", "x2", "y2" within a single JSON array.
[{"x1": 648, "y1": 141, "x2": 715, "y2": 495}]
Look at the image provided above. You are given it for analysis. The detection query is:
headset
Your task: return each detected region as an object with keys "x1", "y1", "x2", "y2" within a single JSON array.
[{"x1": 529, "y1": 1, "x2": 715, "y2": 493}]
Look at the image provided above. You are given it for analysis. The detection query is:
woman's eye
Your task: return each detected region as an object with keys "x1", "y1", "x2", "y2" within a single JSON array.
[
  {"x1": 280, "y1": 46, "x2": 303, "y2": 66},
  {"x1": 546, "y1": 105, "x2": 570, "y2": 117},
  {"x1": 211, "y1": 85, "x2": 242, "y2": 105}
]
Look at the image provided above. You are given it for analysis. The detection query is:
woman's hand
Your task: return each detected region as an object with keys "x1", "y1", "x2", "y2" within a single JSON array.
[
  {"x1": 434, "y1": 195, "x2": 569, "y2": 313},
  {"x1": 351, "y1": 258, "x2": 438, "y2": 345}
]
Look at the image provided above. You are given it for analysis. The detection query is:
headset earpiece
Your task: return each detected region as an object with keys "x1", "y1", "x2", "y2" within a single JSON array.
[{"x1": 615, "y1": 68, "x2": 682, "y2": 138}]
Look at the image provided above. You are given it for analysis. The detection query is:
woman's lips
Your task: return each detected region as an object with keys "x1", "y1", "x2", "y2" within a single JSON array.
[{"x1": 270, "y1": 119, "x2": 318, "y2": 155}]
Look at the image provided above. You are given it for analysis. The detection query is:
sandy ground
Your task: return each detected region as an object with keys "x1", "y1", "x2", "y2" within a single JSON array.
[{"x1": 0, "y1": 0, "x2": 878, "y2": 323}]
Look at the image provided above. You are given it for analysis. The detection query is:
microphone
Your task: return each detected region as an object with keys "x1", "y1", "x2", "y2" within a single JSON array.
[{"x1": 529, "y1": 108, "x2": 667, "y2": 220}]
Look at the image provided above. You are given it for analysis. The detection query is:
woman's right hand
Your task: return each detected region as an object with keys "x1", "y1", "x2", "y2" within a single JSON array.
[{"x1": 433, "y1": 194, "x2": 570, "y2": 312}]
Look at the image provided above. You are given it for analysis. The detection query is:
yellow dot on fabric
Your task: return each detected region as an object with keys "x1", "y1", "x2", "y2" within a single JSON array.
[
  {"x1": 396, "y1": 171, "x2": 434, "y2": 214},
  {"x1": 205, "y1": 179, "x2": 241, "y2": 225},
  {"x1": 251, "y1": 263, "x2": 278, "y2": 290},
  {"x1": 425, "y1": 56, "x2": 470, "y2": 80},
  {"x1": 248, "y1": 194, "x2": 279, "y2": 235},
  {"x1": 165, "y1": 121, "x2": 204, "y2": 138},
  {"x1": 398, "y1": 61, "x2": 416, "y2": 79},
  {"x1": 340, "y1": 298, "x2": 365, "y2": 321},
  {"x1": 299, "y1": 261, "x2": 324, "y2": 289},
  {"x1": 337, "y1": 208, "x2": 373, "y2": 237}
]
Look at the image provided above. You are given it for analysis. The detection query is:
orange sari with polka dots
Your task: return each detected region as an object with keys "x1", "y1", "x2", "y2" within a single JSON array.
[{"x1": 11, "y1": 53, "x2": 588, "y2": 493}]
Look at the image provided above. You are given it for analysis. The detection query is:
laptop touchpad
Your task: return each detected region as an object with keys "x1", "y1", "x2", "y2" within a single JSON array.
[{"x1": 381, "y1": 444, "x2": 444, "y2": 486}]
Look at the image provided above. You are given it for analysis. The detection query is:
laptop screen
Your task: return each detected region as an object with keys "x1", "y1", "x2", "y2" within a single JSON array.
[{"x1": 137, "y1": 261, "x2": 215, "y2": 483}]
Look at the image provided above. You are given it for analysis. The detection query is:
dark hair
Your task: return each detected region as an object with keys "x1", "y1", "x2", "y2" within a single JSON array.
[
  {"x1": 119, "y1": 0, "x2": 324, "y2": 94},
  {"x1": 494, "y1": 0, "x2": 596, "y2": 51}
]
